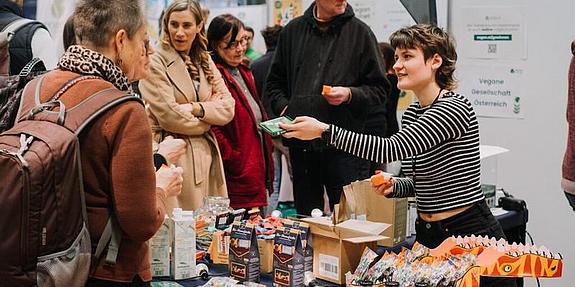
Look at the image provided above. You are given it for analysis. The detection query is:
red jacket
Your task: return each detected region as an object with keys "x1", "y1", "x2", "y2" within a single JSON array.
[{"x1": 212, "y1": 63, "x2": 274, "y2": 209}]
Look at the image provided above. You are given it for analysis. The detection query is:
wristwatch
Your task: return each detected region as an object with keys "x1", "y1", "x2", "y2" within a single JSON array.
[{"x1": 321, "y1": 125, "x2": 332, "y2": 143}]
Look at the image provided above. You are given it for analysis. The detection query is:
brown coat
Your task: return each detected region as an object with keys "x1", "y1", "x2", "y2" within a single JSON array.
[
  {"x1": 139, "y1": 43, "x2": 235, "y2": 211},
  {"x1": 39, "y1": 70, "x2": 166, "y2": 282}
]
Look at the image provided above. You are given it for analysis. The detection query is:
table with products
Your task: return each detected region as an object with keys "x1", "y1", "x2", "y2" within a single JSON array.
[{"x1": 154, "y1": 205, "x2": 529, "y2": 287}]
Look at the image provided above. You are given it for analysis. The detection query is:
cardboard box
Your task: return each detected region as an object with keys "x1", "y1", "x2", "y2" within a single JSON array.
[
  {"x1": 229, "y1": 222, "x2": 260, "y2": 282},
  {"x1": 342, "y1": 179, "x2": 407, "y2": 246},
  {"x1": 273, "y1": 227, "x2": 304, "y2": 286},
  {"x1": 149, "y1": 217, "x2": 171, "y2": 277},
  {"x1": 301, "y1": 217, "x2": 389, "y2": 284},
  {"x1": 257, "y1": 238, "x2": 274, "y2": 273}
]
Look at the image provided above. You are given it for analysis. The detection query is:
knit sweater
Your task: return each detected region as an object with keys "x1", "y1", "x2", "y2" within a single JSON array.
[{"x1": 326, "y1": 91, "x2": 485, "y2": 213}]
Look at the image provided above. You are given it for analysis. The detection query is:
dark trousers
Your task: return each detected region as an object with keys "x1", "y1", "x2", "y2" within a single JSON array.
[
  {"x1": 415, "y1": 200, "x2": 517, "y2": 287},
  {"x1": 289, "y1": 147, "x2": 369, "y2": 216},
  {"x1": 86, "y1": 276, "x2": 151, "y2": 287}
]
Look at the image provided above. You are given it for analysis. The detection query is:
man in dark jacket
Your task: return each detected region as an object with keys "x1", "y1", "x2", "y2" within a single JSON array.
[
  {"x1": 265, "y1": 0, "x2": 389, "y2": 216},
  {"x1": 0, "y1": 0, "x2": 57, "y2": 75}
]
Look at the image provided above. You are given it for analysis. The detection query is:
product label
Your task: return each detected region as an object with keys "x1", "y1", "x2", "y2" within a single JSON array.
[{"x1": 319, "y1": 253, "x2": 339, "y2": 280}]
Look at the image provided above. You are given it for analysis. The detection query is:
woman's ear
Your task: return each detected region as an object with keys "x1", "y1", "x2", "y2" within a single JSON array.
[
  {"x1": 114, "y1": 29, "x2": 128, "y2": 53},
  {"x1": 430, "y1": 53, "x2": 443, "y2": 70}
]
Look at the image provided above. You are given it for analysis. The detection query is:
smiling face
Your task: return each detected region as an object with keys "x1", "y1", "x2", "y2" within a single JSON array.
[
  {"x1": 315, "y1": 0, "x2": 347, "y2": 19},
  {"x1": 216, "y1": 27, "x2": 247, "y2": 67},
  {"x1": 167, "y1": 9, "x2": 202, "y2": 54},
  {"x1": 393, "y1": 46, "x2": 441, "y2": 93}
]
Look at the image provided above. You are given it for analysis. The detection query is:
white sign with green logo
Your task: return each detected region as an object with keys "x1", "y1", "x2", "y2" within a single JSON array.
[{"x1": 457, "y1": 63, "x2": 524, "y2": 119}]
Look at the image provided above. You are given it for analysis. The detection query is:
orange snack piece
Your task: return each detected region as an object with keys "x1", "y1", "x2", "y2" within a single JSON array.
[
  {"x1": 322, "y1": 85, "x2": 332, "y2": 94},
  {"x1": 370, "y1": 172, "x2": 391, "y2": 186}
]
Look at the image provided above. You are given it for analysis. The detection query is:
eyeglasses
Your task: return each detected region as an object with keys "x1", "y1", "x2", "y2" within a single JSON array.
[
  {"x1": 141, "y1": 38, "x2": 151, "y2": 56},
  {"x1": 225, "y1": 36, "x2": 249, "y2": 50}
]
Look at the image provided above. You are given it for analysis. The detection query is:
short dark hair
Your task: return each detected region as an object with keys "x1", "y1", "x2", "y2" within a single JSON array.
[
  {"x1": 245, "y1": 26, "x2": 254, "y2": 35},
  {"x1": 207, "y1": 14, "x2": 244, "y2": 64},
  {"x1": 378, "y1": 42, "x2": 395, "y2": 73},
  {"x1": 260, "y1": 25, "x2": 282, "y2": 50},
  {"x1": 63, "y1": 15, "x2": 76, "y2": 50},
  {"x1": 74, "y1": 0, "x2": 144, "y2": 48},
  {"x1": 390, "y1": 24, "x2": 458, "y2": 90}
]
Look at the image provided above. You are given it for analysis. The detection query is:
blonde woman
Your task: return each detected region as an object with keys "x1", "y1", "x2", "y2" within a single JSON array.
[{"x1": 139, "y1": 0, "x2": 235, "y2": 211}]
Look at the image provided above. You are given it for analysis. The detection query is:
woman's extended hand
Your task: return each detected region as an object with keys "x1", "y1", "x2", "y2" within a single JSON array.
[
  {"x1": 279, "y1": 116, "x2": 329, "y2": 141},
  {"x1": 373, "y1": 177, "x2": 394, "y2": 197}
]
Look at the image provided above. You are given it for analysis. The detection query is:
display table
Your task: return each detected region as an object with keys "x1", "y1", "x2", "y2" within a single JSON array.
[{"x1": 154, "y1": 206, "x2": 529, "y2": 287}]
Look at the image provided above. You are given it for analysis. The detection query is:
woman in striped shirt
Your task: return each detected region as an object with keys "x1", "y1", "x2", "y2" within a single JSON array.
[{"x1": 281, "y1": 24, "x2": 515, "y2": 287}]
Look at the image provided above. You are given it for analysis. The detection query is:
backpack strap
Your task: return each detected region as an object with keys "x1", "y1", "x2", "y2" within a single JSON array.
[
  {"x1": 16, "y1": 74, "x2": 83, "y2": 124},
  {"x1": 17, "y1": 57, "x2": 45, "y2": 79},
  {"x1": 94, "y1": 216, "x2": 122, "y2": 266},
  {"x1": 18, "y1": 74, "x2": 113, "y2": 127},
  {"x1": 0, "y1": 18, "x2": 37, "y2": 40}
]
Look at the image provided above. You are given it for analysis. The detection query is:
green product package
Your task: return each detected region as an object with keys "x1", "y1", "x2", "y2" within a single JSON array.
[{"x1": 259, "y1": 116, "x2": 293, "y2": 137}]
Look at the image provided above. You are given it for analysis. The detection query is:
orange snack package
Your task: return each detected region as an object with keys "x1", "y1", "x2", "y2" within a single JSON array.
[
  {"x1": 370, "y1": 170, "x2": 391, "y2": 186},
  {"x1": 322, "y1": 85, "x2": 332, "y2": 94}
]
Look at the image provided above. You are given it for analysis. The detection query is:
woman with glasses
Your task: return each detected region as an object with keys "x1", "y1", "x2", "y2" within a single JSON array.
[
  {"x1": 139, "y1": 0, "x2": 235, "y2": 212},
  {"x1": 207, "y1": 14, "x2": 274, "y2": 210}
]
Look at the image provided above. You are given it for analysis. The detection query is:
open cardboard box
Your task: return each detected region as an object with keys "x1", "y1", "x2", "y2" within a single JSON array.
[
  {"x1": 341, "y1": 179, "x2": 407, "y2": 246},
  {"x1": 301, "y1": 215, "x2": 390, "y2": 284}
]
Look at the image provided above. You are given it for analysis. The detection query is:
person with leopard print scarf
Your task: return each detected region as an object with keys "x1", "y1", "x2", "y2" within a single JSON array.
[{"x1": 44, "y1": 1, "x2": 183, "y2": 286}]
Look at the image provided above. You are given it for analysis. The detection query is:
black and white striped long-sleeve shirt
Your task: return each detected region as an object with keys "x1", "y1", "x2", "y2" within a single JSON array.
[{"x1": 327, "y1": 92, "x2": 484, "y2": 213}]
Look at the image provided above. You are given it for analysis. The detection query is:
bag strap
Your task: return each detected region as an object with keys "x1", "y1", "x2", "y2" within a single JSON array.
[
  {"x1": 16, "y1": 74, "x2": 84, "y2": 124},
  {"x1": 93, "y1": 216, "x2": 122, "y2": 266},
  {"x1": 0, "y1": 19, "x2": 39, "y2": 49},
  {"x1": 0, "y1": 18, "x2": 37, "y2": 35},
  {"x1": 18, "y1": 57, "x2": 45, "y2": 78}
]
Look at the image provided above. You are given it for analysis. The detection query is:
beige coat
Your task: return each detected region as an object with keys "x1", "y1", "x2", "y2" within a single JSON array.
[{"x1": 139, "y1": 43, "x2": 235, "y2": 211}]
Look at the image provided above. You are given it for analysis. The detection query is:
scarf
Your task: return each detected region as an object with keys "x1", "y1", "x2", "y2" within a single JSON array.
[{"x1": 58, "y1": 45, "x2": 132, "y2": 93}]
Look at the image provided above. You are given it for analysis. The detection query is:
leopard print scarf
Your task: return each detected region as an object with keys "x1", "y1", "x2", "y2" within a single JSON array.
[{"x1": 58, "y1": 45, "x2": 132, "y2": 92}]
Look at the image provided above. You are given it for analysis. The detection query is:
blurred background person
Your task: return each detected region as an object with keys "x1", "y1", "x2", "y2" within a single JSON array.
[
  {"x1": 243, "y1": 25, "x2": 261, "y2": 64},
  {"x1": 563, "y1": 39, "x2": 575, "y2": 211},
  {"x1": 140, "y1": 0, "x2": 235, "y2": 212},
  {"x1": 250, "y1": 24, "x2": 287, "y2": 213},
  {"x1": 0, "y1": 0, "x2": 57, "y2": 74},
  {"x1": 208, "y1": 14, "x2": 274, "y2": 211},
  {"x1": 62, "y1": 15, "x2": 75, "y2": 50},
  {"x1": 251, "y1": 24, "x2": 282, "y2": 107},
  {"x1": 374, "y1": 41, "x2": 401, "y2": 175},
  {"x1": 379, "y1": 42, "x2": 400, "y2": 138}
]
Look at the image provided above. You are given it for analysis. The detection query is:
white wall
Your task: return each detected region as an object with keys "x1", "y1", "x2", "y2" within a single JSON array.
[{"x1": 451, "y1": 1, "x2": 575, "y2": 286}]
